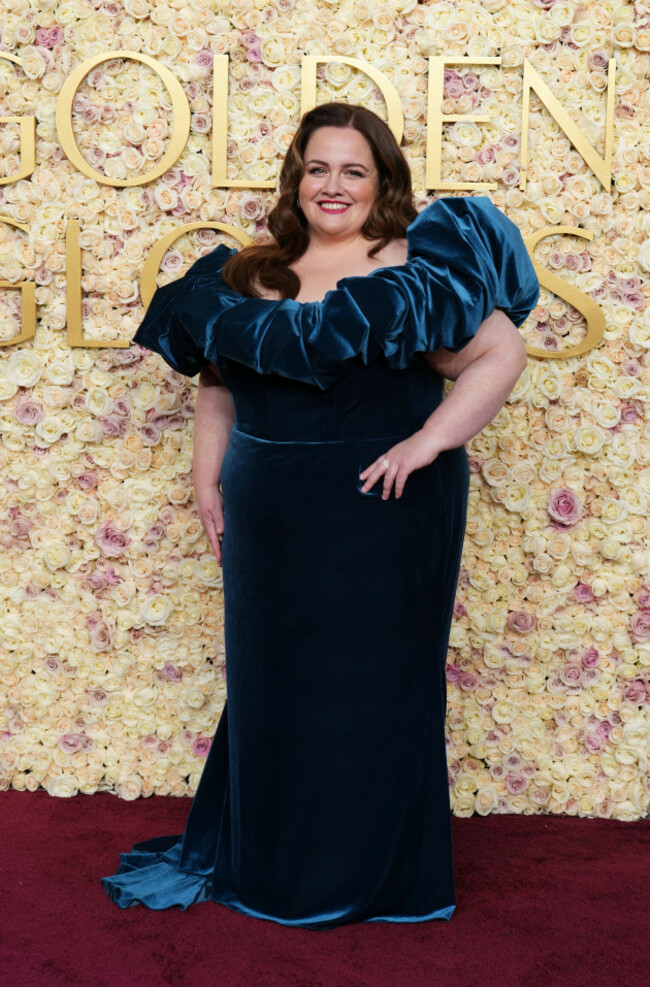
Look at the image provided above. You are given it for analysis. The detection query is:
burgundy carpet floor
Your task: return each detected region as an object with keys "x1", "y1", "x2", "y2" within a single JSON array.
[{"x1": 1, "y1": 790, "x2": 648, "y2": 987}]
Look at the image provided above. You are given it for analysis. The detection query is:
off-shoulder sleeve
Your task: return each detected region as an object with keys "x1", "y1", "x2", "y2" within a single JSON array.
[
  {"x1": 338, "y1": 195, "x2": 540, "y2": 368},
  {"x1": 132, "y1": 243, "x2": 378, "y2": 387},
  {"x1": 132, "y1": 196, "x2": 539, "y2": 388},
  {"x1": 132, "y1": 244, "x2": 237, "y2": 378}
]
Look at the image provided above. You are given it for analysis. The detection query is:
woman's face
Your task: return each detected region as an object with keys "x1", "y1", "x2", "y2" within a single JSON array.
[{"x1": 297, "y1": 126, "x2": 380, "y2": 242}]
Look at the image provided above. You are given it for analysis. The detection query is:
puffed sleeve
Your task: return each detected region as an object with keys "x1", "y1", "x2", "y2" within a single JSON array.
[
  {"x1": 132, "y1": 243, "x2": 378, "y2": 388},
  {"x1": 338, "y1": 195, "x2": 540, "y2": 368},
  {"x1": 132, "y1": 197, "x2": 539, "y2": 388},
  {"x1": 132, "y1": 244, "x2": 237, "y2": 378}
]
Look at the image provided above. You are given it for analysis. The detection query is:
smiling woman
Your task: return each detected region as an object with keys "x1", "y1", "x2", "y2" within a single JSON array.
[
  {"x1": 102, "y1": 102, "x2": 539, "y2": 929},
  {"x1": 290, "y1": 127, "x2": 410, "y2": 300}
]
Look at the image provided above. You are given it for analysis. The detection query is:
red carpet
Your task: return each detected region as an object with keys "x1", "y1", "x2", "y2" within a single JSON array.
[{"x1": 1, "y1": 790, "x2": 648, "y2": 987}]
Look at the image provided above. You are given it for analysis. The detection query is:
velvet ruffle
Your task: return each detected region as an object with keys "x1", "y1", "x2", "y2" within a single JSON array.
[{"x1": 132, "y1": 195, "x2": 539, "y2": 388}]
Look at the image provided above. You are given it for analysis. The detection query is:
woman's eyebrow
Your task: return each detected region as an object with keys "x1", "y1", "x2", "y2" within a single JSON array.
[{"x1": 305, "y1": 158, "x2": 370, "y2": 170}]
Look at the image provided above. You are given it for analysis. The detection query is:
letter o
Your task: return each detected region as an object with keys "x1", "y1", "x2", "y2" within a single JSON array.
[{"x1": 55, "y1": 51, "x2": 191, "y2": 187}]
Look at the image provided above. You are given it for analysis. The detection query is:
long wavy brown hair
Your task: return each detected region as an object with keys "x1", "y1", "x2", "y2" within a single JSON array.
[{"x1": 220, "y1": 102, "x2": 417, "y2": 300}]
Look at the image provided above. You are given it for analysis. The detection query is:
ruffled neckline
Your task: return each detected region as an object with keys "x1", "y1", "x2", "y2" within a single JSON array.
[{"x1": 133, "y1": 196, "x2": 539, "y2": 386}]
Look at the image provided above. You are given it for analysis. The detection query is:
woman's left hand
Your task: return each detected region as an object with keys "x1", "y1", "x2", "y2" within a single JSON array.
[{"x1": 359, "y1": 430, "x2": 443, "y2": 500}]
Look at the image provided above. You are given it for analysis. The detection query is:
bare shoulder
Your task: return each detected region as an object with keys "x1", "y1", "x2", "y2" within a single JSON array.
[{"x1": 372, "y1": 236, "x2": 408, "y2": 269}]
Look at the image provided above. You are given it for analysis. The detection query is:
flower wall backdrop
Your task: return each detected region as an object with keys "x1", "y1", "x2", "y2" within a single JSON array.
[{"x1": 0, "y1": 0, "x2": 649, "y2": 817}]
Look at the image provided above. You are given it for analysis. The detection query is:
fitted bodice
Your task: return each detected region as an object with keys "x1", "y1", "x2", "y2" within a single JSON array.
[{"x1": 218, "y1": 354, "x2": 443, "y2": 442}]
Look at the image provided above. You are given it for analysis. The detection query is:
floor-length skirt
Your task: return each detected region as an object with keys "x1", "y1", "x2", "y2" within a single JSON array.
[{"x1": 103, "y1": 425, "x2": 469, "y2": 929}]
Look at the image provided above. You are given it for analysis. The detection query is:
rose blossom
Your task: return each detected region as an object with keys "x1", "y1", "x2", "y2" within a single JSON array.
[
  {"x1": 548, "y1": 488, "x2": 583, "y2": 528},
  {"x1": 58, "y1": 734, "x2": 85, "y2": 754},
  {"x1": 585, "y1": 733, "x2": 605, "y2": 754},
  {"x1": 623, "y1": 680, "x2": 647, "y2": 704},
  {"x1": 89, "y1": 689, "x2": 110, "y2": 706},
  {"x1": 193, "y1": 737, "x2": 211, "y2": 756},
  {"x1": 574, "y1": 582, "x2": 594, "y2": 604},
  {"x1": 89, "y1": 617, "x2": 114, "y2": 652},
  {"x1": 94, "y1": 520, "x2": 131, "y2": 557},
  {"x1": 630, "y1": 611, "x2": 650, "y2": 641},
  {"x1": 581, "y1": 647, "x2": 600, "y2": 669},
  {"x1": 13, "y1": 400, "x2": 43, "y2": 424},
  {"x1": 506, "y1": 611, "x2": 537, "y2": 634},
  {"x1": 620, "y1": 404, "x2": 640, "y2": 424},
  {"x1": 162, "y1": 662, "x2": 182, "y2": 681},
  {"x1": 506, "y1": 771, "x2": 527, "y2": 795},
  {"x1": 560, "y1": 662, "x2": 583, "y2": 685},
  {"x1": 77, "y1": 471, "x2": 98, "y2": 490}
]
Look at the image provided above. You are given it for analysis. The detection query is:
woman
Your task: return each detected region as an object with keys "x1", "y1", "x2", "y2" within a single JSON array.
[{"x1": 103, "y1": 102, "x2": 539, "y2": 928}]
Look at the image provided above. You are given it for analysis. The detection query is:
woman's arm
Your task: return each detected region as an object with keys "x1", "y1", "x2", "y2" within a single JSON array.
[
  {"x1": 359, "y1": 309, "x2": 527, "y2": 499},
  {"x1": 192, "y1": 364, "x2": 235, "y2": 564}
]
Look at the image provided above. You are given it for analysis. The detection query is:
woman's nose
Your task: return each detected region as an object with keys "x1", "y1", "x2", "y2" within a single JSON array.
[{"x1": 321, "y1": 172, "x2": 345, "y2": 195}]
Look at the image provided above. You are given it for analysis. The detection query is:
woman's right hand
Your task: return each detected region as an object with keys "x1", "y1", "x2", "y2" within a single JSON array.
[{"x1": 195, "y1": 482, "x2": 225, "y2": 565}]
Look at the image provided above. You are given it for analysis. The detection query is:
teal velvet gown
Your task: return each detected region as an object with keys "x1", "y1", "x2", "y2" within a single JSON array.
[{"x1": 102, "y1": 196, "x2": 539, "y2": 929}]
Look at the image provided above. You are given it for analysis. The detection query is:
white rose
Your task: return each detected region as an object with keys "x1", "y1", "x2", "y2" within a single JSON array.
[
  {"x1": 140, "y1": 594, "x2": 174, "y2": 626},
  {"x1": 47, "y1": 774, "x2": 79, "y2": 798},
  {"x1": 6, "y1": 350, "x2": 42, "y2": 387}
]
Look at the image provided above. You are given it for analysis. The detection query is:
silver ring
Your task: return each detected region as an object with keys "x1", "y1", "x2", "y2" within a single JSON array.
[{"x1": 380, "y1": 457, "x2": 390, "y2": 469}]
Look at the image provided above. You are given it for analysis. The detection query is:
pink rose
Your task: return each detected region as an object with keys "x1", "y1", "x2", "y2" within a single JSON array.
[
  {"x1": 193, "y1": 737, "x2": 211, "y2": 756},
  {"x1": 446, "y1": 665, "x2": 461, "y2": 683},
  {"x1": 585, "y1": 732, "x2": 605, "y2": 754},
  {"x1": 13, "y1": 400, "x2": 43, "y2": 424},
  {"x1": 560, "y1": 663, "x2": 583, "y2": 687},
  {"x1": 191, "y1": 113, "x2": 211, "y2": 134},
  {"x1": 548, "y1": 488, "x2": 583, "y2": 528},
  {"x1": 460, "y1": 672, "x2": 478, "y2": 691},
  {"x1": 581, "y1": 647, "x2": 600, "y2": 669},
  {"x1": 589, "y1": 51, "x2": 609, "y2": 69},
  {"x1": 162, "y1": 662, "x2": 182, "y2": 682},
  {"x1": 59, "y1": 733, "x2": 84, "y2": 754},
  {"x1": 94, "y1": 520, "x2": 131, "y2": 557},
  {"x1": 583, "y1": 667, "x2": 601, "y2": 686},
  {"x1": 89, "y1": 689, "x2": 110, "y2": 706},
  {"x1": 139, "y1": 424, "x2": 162, "y2": 446},
  {"x1": 620, "y1": 404, "x2": 640, "y2": 424},
  {"x1": 630, "y1": 610, "x2": 650, "y2": 641},
  {"x1": 506, "y1": 610, "x2": 537, "y2": 634},
  {"x1": 10, "y1": 516, "x2": 31, "y2": 539},
  {"x1": 444, "y1": 78, "x2": 464, "y2": 99},
  {"x1": 77, "y1": 471, "x2": 98, "y2": 490},
  {"x1": 623, "y1": 680, "x2": 647, "y2": 704},
  {"x1": 99, "y1": 416, "x2": 126, "y2": 437},
  {"x1": 89, "y1": 618, "x2": 113, "y2": 652},
  {"x1": 506, "y1": 771, "x2": 527, "y2": 795},
  {"x1": 574, "y1": 582, "x2": 594, "y2": 603}
]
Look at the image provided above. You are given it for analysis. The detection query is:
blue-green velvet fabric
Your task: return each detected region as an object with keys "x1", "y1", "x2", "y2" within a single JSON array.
[{"x1": 102, "y1": 196, "x2": 538, "y2": 929}]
